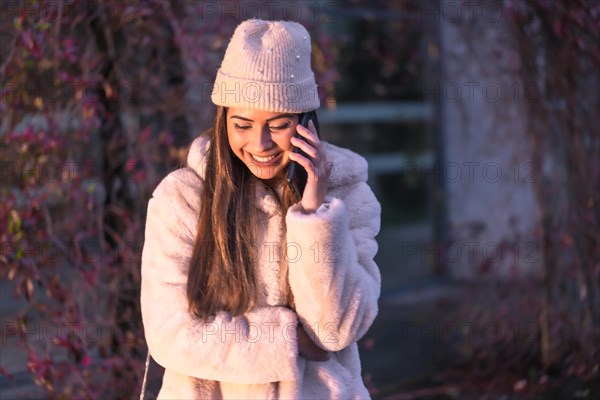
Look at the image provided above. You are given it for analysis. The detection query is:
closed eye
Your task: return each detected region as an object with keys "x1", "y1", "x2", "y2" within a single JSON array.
[
  {"x1": 234, "y1": 123, "x2": 251, "y2": 130},
  {"x1": 269, "y1": 123, "x2": 290, "y2": 131}
]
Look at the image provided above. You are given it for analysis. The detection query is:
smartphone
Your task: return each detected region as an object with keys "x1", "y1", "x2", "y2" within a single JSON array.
[{"x1": 286, "y1": 110, "x2": 319, "y2": 201}]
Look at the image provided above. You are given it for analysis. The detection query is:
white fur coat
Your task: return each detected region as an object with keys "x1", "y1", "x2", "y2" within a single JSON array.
[{"x1": 141, "y1": 135, "x2": 381, "y2": 399}]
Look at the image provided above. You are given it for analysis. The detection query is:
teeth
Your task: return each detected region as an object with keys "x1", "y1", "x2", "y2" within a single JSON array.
[{"x1": 251, "y1": 153, "x2": 278, "y2": 162}]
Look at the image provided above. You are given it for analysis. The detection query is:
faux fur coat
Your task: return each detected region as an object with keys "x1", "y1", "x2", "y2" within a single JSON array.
[{"x1": 141, "y1": 135, "x2": 381, "y2": 399}]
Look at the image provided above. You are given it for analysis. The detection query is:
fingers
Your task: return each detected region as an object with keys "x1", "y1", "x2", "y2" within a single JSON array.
[
  {"x1": 290, "y1": 136, "x2": 318, "y2": 159},
  {"x1": 296, "y1": 325, "x2": 331, "y2": 362},
  {"x1": 295, "y1": 120, "x2": 319, "y2": 148},
  {"x1": 297, "y1": 342, "x2": 330, "y2": 361},
  {"x1": 291, "y1": 120, "x2": 323, "y2": 180},
  {"x1": 288, "y1": 151, "x2": 318, "y2": 181}
]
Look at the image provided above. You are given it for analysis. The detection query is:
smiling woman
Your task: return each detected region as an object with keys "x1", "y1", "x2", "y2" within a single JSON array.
[
  {"x1": 226, "y1": 109, "x2": 299, "y2": 180},
  {"x1": 140, "y1": 19, "x2": 382, "y2": 400}
]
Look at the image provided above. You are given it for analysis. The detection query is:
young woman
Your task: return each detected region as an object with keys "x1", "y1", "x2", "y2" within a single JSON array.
[{"x1": 141, "y1": 19, "x2": 381, "y2": 399}]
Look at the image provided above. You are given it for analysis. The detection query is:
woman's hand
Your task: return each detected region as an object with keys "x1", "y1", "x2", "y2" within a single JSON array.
[
  {"x1": 288, "y1": 120, "x2": 329, "y2": 213},
  {"x1": 296, "y1": 324, "x2": 331, "y2": 361}
]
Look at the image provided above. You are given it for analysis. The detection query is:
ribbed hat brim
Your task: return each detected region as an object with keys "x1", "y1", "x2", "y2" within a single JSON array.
[{"x1": 211, "y1": 69, "x2": 320, "y2": 113}]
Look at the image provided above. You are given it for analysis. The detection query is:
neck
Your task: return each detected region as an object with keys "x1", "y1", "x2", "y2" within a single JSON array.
[{"x1": 261, "y1": 173, "x2": 286, "y2": 189}]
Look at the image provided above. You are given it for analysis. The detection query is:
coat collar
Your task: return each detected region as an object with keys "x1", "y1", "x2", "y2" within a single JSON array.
[{"x1": 185, "y1": 135, "x2": 368, "y2": 214}]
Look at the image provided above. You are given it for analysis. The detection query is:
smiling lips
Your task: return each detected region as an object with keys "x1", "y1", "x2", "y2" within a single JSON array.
[{"x1": 248, "y1": 151, "x2": 283, "y2": 166}]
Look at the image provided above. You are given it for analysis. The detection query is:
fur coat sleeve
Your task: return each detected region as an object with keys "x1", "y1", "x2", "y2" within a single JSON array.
[
  {"x1": 285, "y1": 143, "x2": 382, "y2": 352},
  {"x1": 140, "y1": 168, "x2": 300, "y2": 384}
]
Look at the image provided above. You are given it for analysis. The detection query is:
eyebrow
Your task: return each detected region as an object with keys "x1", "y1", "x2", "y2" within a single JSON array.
[{"x1": 229, "y1": 113, "x2": 294, "y2": 122}]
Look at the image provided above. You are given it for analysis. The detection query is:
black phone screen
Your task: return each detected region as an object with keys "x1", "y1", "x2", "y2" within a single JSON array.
[{"x1": 286, "y1": 110, "x2": 319, "y2": 201}]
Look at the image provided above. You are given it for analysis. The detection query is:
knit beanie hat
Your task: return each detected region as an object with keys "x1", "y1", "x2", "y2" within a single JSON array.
[{"x1": 211, "y1": 19, "x2": 320, "y2": 113}]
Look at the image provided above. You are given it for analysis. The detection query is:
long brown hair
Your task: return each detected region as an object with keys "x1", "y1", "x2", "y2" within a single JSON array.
[{"x1": 187, "y1": 106, "x2": 299, "y2": 319}]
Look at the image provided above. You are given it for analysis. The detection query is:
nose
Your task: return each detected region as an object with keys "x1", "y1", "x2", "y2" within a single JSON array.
[{"x1": 251, "y1": 126, "x2": 273, "y2": 153}]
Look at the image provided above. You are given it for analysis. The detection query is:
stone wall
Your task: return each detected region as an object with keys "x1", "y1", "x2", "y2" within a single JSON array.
[{"x1": 439, "y1": 0, "x2": 542, "y2": 278}]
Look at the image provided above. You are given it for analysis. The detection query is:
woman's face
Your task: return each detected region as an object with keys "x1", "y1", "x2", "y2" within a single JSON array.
[{"x1": 226, "y1": 107, "x2": 299, "y2": 180}]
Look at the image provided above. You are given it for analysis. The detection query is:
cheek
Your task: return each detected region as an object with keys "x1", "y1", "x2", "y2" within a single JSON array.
[
  {"x1": 277, "y1": 132, "x2": 295, "y2": 151},
  {"x1": 226, "y1": 128, "x2": 243, "y2": 152}
]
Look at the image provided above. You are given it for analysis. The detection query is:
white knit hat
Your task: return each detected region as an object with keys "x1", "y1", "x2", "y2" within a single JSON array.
[{"x1": 211, "y1": 19, "x2": 320, "y2": 113}]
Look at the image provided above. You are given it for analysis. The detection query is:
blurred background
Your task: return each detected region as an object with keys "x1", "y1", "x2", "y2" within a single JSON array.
[{"x1": 1, "y1": 0, "x2": 598, "y2": 398}]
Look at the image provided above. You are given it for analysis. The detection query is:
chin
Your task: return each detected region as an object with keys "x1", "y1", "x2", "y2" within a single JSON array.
[{"x1": 249, "y1": 166, "x2": 282, "y2": 180}]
